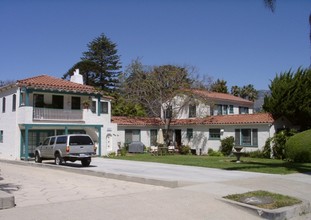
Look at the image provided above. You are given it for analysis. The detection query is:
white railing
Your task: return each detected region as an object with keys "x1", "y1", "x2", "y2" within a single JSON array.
[{"x1": 33, "y1": 108, "x2": 83, "y2": 121}]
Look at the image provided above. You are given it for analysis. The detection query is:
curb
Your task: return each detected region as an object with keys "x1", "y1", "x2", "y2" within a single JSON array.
[
  {"x1": 0, "y1": 190, "x2": 15, "y2": 210},
  {"x1": 0, "y1": 159, "x2": 180, "y2": 188},
  {"x1": 220, "y1": 198, "x2": 311, "y2": 220}
]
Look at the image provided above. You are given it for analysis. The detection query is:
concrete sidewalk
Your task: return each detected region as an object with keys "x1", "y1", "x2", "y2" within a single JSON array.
[{"x1": 1, "y1": 158, "x2": 311, "y2": 219}]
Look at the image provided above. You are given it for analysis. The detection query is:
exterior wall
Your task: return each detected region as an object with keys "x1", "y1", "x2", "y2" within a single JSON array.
[
  {"x1": 115, "y1": 126, "x2": 160, "y2": 149},
  {"x1": 0, "y1": 87, "x2": 20, "y2": 160},
  {"x1": 170, "y1": 95, "x2": 254, "y2": 119},
  {"x1": 113, "y1": 123, "x2": 275, "y2": 156},
  {"x1": 177, "y1": 124, "x2": 272, "y2": 154},
  {"x1": 0, "y1": 86, "x2": 113, "y2": 160}
]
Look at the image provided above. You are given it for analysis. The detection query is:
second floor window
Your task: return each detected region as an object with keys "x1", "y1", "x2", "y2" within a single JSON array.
[
  {"x1": 0, "y1": 130, "x2": 3, "y2": 143},
  {"x1": 52, "y1": 95, "x2": 64, "y2": 109},
  {"x1": 34, "y1": 94, "x2": 44, "y2": 107},
  {"x1": 100, "y1": 102, "x2": 108, "y2": 114},
  {"x1": 164, "y1": 106, "x2": 172, "y2": 119},
  {"x1": 189, "y1": 104, "x2": 196, "y2": 118},
  {"x1": 2, "y1": 97, "x2": 5, "y2": 113},
  {"x1": 229, "y1": 105, "x2": 234, "y2": 114},
  {"x1": 91, "y1": 101, "x2": 96, "y2": 113},
  {"x1": 12, "y1": 94, "x2": 16, "y2": 111},
  {"x1": 71, "y1": 97, "x2": 81, "y2": 110},
  {"x1": 239, "y1": 106, "x2": 249, "y2": 114}
]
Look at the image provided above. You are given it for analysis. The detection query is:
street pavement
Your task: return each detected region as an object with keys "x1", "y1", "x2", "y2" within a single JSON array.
[{"x1": 0, "y1": 157, "x2": 310, "y2": 220}]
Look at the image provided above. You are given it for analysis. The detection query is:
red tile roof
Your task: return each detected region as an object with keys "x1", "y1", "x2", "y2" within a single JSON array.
[
  {"x1": 112, "y1": 113, "x2": 274, "y2": 126},
  {"x1": 187, "y1": 89, "x2": 254, "y2": 106},
  {"x1": 17, "y1": 75, "x2": 104, "y2": 96},
  {"x1": 173, "y1": 113, "x2": 274, "y2": 125},
  {"x1": 111, "y1": 116, "x2": 164, "y2": 126}
]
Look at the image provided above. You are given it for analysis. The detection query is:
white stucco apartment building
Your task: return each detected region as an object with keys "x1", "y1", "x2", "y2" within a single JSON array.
[
  {"x1": 112, "y1": 89, "x2": 291, "y2": 154},
  {"x1": 0, "y1": 73, "x2": 291, "y2": 160},
  {"x1": 0, "y1": 72, "x2": 117, "y2": 160}
]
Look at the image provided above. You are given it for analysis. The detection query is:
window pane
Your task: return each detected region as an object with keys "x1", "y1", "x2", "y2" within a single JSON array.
[
  {"x1": 132, "y1": 130, "x2": 140, "y2": 142},
  {"x1": 0, "y1": 130, "x2": 3, "y2": 143},
  {"x1": 189, "y1": 104, "x2": 196, "y2": 118},
  {"x1": 100, "y1": 102, "x2": 108, "y2": 114},
  {"x1": 125, "y1": 130, "x2": 132, "y2": 143},
  {"x1": 209, "y1": 129, "x2": 220, "y2": 139},
  {"x1": 241, "y1": 129, "x2": 251, "y2": 145},
  {"x1": 229, "y1": 105, "x2": 234, "y2": 114},
  {"x1": 217, "y1": 105, "x2": 222, "y2": 115},
  {"x1": 52, "y1": 95, "x2": 64, "y2": 109},
  {"x1": 91, "y1": 101, "x2": 96, "y2": 113},
  {"x1": 223, "y1": 105, "x2": 228, "y2": 115},
  {"x1": 34, "y1": 94, "x2": 44, "y2": 107},
  {"x1": 69, "y1": 136, "x2": 93, "y2": 145},
  {"x1": 2, "y1": 97, "x2": 6, "y2": 112},
  {"x1": 71, "y1": 97, "x2": 81, "y2": 110},
  {"x1": 187, "y1": 128, "x2": 193, "y2": 140},
  {"x1": 150, "y1": 130, "x2": 157, "y2": 146},
  {"x1": 235, "y1": 129, "x2": 240, "y2": 145},
  {"x1": 252, "y1": 129, "x2": 258, "y2": 146},
  {"x1": 12, "y1": 94, "x2": 16, "y2": 111}
]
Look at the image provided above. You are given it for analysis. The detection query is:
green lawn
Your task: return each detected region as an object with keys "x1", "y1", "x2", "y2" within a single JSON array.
[{"x1": 111, "y1": 154, "x2": 311, "y2": 174}]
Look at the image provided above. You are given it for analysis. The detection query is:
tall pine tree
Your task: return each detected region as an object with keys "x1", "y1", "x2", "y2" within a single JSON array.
[{"x1": 64, "y1": 33, "x2": 122, "y2": 93}]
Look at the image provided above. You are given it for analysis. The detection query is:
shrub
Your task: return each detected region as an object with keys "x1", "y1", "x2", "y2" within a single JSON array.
[
  {"x1": 180, "y1": 145, "x2": 191, "y2": 155},
  {"x1": 262, "y1": 138, "x2": 272, "y2": 158},
  {"x1": 220, "y1": 136, "x2": 234, "y2": 156},
  {"x1": 285, "y1": 129, "x2": 311, "y2": 163},
  {"x1": 245, "y1": 150, "x2": 265, "y2": 158},
  {"x1": 207, "y1": 148, "x2": 224, "y2": 157},
  {"x1": 120, "y1": 147, "x2": 127, "y2": 156},
  {"x1": 271, "y1": 129, "x2": 297, "y2": 159},
  {"x1": 108, "y1": 152, "x2": 116, "y2": 157}
]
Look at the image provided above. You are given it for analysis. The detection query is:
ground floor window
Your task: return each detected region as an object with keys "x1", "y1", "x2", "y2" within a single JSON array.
[
  {"x1": 150, "y1": 129, "x2": 157, "y2": 146},
  {"x1": 235, "y1": 129, "x2": 258, "y2": 147},
  {"x1": 187, "y1": 128, "x2": 193, "y2": 140},
  {"x1": 125, "y1": 129, "x2": 140, "y2": 144},
  {"x1": 209, "y1": 129, "x2": 221, "y2": 139}
]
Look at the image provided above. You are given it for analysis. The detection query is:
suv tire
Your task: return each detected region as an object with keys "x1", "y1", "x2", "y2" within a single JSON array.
[
  {"x1": 35, "y1": 152, "x2": 42, "y2": 163},
  {"x1": 55, "y1": 154, "x2": 63, "y2": 165},
  {"x1": 81, "y1": 158, "x2": 91, "y2": 167}
]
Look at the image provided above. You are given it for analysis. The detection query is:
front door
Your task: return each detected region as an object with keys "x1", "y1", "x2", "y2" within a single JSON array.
[{"x1": 175, "y1": 129, "x2": 182, "y2": 149}]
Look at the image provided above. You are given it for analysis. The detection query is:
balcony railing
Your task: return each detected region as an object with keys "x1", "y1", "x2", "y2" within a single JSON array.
[{"x1": 33, "y1": 108, "x2": 83, "y2": 121}]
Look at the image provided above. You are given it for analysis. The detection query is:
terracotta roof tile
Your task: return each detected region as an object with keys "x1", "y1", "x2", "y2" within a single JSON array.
[
  {"x1": 111, "y1": 116, "x2": 164, "y2": 126},
  {"x1": 173, "y1": 113, "x2": 274, "y2": 125},
  {"x1": 17, "y1": 75, "x2": 103, "y2": 95},
  {"x1": 112, "y1": 113, "x2": 274, "y2": 126},
  {"x1": 188, "y1": 89, "x2": 254, "y2": 106}
]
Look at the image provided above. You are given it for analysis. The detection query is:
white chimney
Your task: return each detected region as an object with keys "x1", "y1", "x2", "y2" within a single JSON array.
[{"x1": 70, "y1": 69, "x2": 84, "y2": 85}]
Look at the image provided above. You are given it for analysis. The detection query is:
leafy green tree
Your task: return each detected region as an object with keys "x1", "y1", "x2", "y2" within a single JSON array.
[
  {"x1": 240, "y1": 84, "x2": 258, "y2": 101},
  {"x1": 111, "y1": 92, "x2": 146, "y2": 117},
  {"x1": 64, "y1": 33, "x2": 122, "y2": 93},
  {"x1": 230, "y1": 84, "x2": 258, "y2": 101},
  {"x1": 210, "y1": 79, "x2": 228, "y2": 93},
  {"x1": 123, "y1": 63, "x2": 194, "y2": 144},
  {"x1": 263, "y1": 68, "x2": 311, "y2": 130},
  {"x1": 231, "y1": 85, "x2": 241, "y2": 97},
  {"x1": 63, "y1": 60, "x2": 101, "y2": 87}
]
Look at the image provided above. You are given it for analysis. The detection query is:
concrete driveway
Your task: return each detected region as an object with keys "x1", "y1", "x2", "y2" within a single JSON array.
[{"x1": 0, "y1": 158, "x2": 310, "y2": 220}]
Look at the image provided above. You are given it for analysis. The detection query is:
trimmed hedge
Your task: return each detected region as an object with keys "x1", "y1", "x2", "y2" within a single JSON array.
[{"x1": 285, "y1": 129, "x2": 311, "y2": 163}]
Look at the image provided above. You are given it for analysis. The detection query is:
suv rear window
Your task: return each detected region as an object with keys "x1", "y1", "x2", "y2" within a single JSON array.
[{"x1": 69, "y1": 136, "x2": 93, "y2": 145}]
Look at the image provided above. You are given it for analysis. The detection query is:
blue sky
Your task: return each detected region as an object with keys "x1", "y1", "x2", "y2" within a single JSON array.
[{"x1": 1, "y1": 0, "x2": 310, "y2": 90}]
